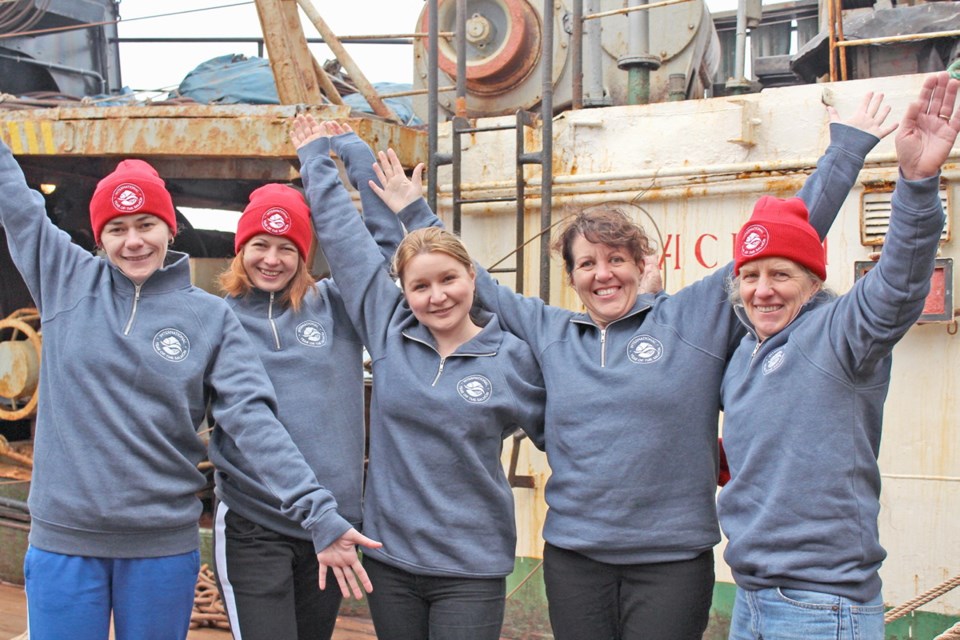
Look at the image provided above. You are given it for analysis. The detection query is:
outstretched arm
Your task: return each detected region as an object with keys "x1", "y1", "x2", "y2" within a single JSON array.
[
  {"x1": 801, "y1": 91, "x2": 897, "y2": 239},
  {"x1": 291, "y1": 115, "x2": 405, "y2": 357},
  {"x1": 831, "y1": 72, "x2": 957, "y2": 373},
  {"x1": 291, "y1": 115, "x2": 407, "y2": 264}
]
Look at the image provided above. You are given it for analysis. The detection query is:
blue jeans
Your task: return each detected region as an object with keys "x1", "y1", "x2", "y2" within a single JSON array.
[
  {"x1": 363, "y1": 555, "x2": 506, "y2": 640},
  {"x1": 24, "y1": 545, "x2": 200, "y2": 640},
  {"x1": 729, "y1": 586, "x2": 885, "y2": 640}
]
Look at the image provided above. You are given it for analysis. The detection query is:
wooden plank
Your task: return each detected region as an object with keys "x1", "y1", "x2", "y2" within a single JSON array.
[{"x1": 255, "y1": 0, "x2": 325, "y2": 105}]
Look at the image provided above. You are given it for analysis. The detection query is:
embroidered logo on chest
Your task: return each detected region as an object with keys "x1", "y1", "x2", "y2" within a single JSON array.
[
  {"x1": 112, "y1": 183, "x2": 145, "y2": 213},
  {"x1": 153, "y1": 328, "x2": 190, "y2": 362},
  {"x1": 762, "y1": 348, "x2": 786, "y2": 375},
  {"x1": 627, "y1": 334, "x2": 664, "y2": 364},
  {"x1": 296, "y1": 321, "x2": 327, "y2": 347},
  {"x1": 457, "y1": 375, "x2": 493, "y2": 403}
]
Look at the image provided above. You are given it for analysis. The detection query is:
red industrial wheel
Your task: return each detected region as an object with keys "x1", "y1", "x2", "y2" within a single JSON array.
[{"x1": 421, "y1": 0, "x2": 543, "y2": 96}]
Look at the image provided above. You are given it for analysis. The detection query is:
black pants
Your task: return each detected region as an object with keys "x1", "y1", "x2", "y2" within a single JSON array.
[
  {"x1": 543, "y1": 543, "x2": 714, "y2": 640},
  {"x1": 213, "y1": 503, "x2": 343, "y2": 640},
  {"x1": 363, "y1": 555, "x2": 506, "y2": 640}
]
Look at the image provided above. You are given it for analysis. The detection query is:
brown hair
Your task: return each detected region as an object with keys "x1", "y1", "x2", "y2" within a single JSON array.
[
  {"x1": 392, "y1": 227, "x2": 475, "y2": 285},
  {"x1": 218, "y1": 248, "x2": 315, "y2": 312},
  {"x1": 551, "y1": 205, "x2": 653, "y2": 277}
]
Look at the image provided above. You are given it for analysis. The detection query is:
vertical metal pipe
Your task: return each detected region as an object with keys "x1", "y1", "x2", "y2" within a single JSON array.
[
  {"x1": 618, "y1": 0, "x2": 659, "y2": 104},
  {"x1": 453, "y1": 117, "x2": 464, "y2": 235},
  {"x1": 540, "y1": 0, "x2": 554, "y2": 302},
  {"x1": 584, "y1": 0, "x2": 606, "y2": 106},
  {"x1": 428, "y1": 0, "x2": 439, "y2": 213},
  {"x1": 455, "y1": 0, "x2": 468, "y2": 118},
  {"x1": 628, "y1": 0, "x2": 651, "y2": 104},
  {"x1": 571, "y1": 0, "x2": 583, "y2": 110},
  {"x1": 515, "y1": 110, "x2": 527, "y2": 295},
  {"x1": 453, "y1": 0, "x2": 468, "y2": 234},
  {"x1": 731, "y1": 0, "x2": 750, "y2": 91}
]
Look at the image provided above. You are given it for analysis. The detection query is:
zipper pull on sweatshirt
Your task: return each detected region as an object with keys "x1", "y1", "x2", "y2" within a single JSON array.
[{"x1": 123, "y1": 284, "x2": 143, "y2": 336}]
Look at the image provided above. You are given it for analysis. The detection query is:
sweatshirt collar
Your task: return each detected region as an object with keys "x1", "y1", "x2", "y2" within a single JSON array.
[
  {"x1": 401, "y1": 307, "x2": 503, "y2": 355},
  {"x1": 108, "y1": 250, "x2": 193, "y2": 295},
  {"x1": 569, "y1": 293, "x2": 655, "y2": 329}
]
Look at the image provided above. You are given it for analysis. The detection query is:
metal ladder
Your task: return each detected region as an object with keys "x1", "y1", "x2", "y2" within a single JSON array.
[{"x1": 424, "y1": 0, "x2": 555, "y2": 301}]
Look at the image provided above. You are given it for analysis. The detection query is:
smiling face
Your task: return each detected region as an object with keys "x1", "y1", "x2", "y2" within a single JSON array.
[
  {"x1": 569, "y1": 234, "x2": 644, "y2": 328},
  {"x1": 739, "y1": 257, "x2": 821, "y2": 340},
  {"x1": 241, "y1": 233, "x2": 301, "y2": 293},
  {"x1": 401, "y1": 251, "x2": 477, "y2": 343},
  {"x1": 99, "y1": 214, "x2": 172, "y2": 284}
]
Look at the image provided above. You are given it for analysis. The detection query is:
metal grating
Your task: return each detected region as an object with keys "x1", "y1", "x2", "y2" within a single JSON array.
[{"x1": 860, "y1": 187, "x2": 950, "y2": 246}]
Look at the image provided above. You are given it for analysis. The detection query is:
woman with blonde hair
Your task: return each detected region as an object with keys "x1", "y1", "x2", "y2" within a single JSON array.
[
  {"x1": 292, "y1": 114, "x2": 546, "y2": 640},
  {"x1": 371, "y1": 93, "x2": 898, "y2": 639}
]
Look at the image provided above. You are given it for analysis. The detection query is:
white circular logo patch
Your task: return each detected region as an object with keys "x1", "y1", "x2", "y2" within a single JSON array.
[
  {"x1": 153, "y1": 328, "x2": 190, "y2": 362},
  {"x1": 762, "y1": 348, "x2": 786, "y2": 375},
  {"x1": 740, "y1": 224, "x2": 769, "y2": 258},
  {"x1": 457, "y1": 375, "x2": 492, "y2": 404},
  {"x1": 112, "y1": 183, "x2": 145, "y2": 213},
  {"x1": 296, "y1": 321, "x2": 327, "y2": 348},
  {"x1": 628, "y1": 334, "x2": 664, "y2": 364},
  {"x1": 261, "y1": 208, "x2": 292, "y2": 235}
]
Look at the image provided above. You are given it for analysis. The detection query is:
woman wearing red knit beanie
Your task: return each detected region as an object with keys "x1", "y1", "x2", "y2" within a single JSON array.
[
  {"x1": 214, "y1": 121, "x2": 407, "y2": 640},
  {"x1": 719, "y1": 72, "x2": 959, "y2": 640},
  {"x1": 0, "y1": 148, "x2": 381, "y2": 640}
]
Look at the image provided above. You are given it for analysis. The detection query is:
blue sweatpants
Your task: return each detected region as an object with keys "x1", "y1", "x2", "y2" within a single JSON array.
[{"x1": 24, "y1": 545, "x2": 200, "y2": 640}]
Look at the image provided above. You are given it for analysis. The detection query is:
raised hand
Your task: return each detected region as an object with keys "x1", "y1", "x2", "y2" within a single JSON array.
[
  {"x1": 895, "y1": 72, "x2": 960, "y2": 181},
  {"x1": 827, "y1": 91, "x2": 898, "y2": 140},
  {"x1": 316, "y1": 527, "x2": 383, "y2": 599},
  {"x1": 291, "y1": 114, "x2": 338, "y2": 150},
  {"x1": 369, "y1": 147, "x2": 424, "y2": 214},
  {"x1": 638, "y1": 253, "x2": 663, "y2": 295}
]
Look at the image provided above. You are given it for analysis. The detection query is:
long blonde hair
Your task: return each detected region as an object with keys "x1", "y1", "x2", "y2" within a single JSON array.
[{"x1": 218, "y1": 248, "x2": 315, "y2": 312}]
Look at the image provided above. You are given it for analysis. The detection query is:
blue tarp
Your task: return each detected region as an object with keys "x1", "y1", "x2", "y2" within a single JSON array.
[{"x1": 175, "y1": 54, "x2": 422, "y2": 124}]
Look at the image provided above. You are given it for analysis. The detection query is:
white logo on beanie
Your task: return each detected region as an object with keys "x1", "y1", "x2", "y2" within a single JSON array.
[
  {"x1": 627, "y1": 334, "x2": 664, "y2": 364},
  {"x1": 740, "y1": 224, "x2": 769, "y2": 258},
  {"x1": 112, "y1": 183, "x2": 145, "y2": 213},
  {"x1": 762, "y1": 348, "x2": 786, "y2": 375},
  {"x1": 296, "y1": 321, "x2": 327, "y2": 348},
  {"x1": 153, "y1": 328, "x2": 190, "y2": 362},
  {"x1": 457, "y1": 375, "x2": 492, "y2": 403},
  {"x1": 261, "y1": 208, "x2": 292, "y2": 235}
]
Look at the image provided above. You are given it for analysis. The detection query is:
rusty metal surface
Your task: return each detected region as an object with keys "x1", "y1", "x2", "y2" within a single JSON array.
[{"x1": 0, "y1": 104, "x2": 426, "y2": 168}]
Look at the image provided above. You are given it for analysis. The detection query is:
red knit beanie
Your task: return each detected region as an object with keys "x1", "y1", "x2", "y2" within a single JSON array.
[
  {"x1": 234, "y1": 184, "x2": 314, "y2": 259},
  {"x1": 89, "y1": 159, "x2": 177, "y2": 242},
  {"x1": 734, "y1": 196, "x2": 826, "y2": 281}
]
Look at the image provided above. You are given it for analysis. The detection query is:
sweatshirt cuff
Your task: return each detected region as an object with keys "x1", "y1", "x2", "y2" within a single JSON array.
[
  {"x1": 329, "y1": 131, "x2": 365, "y2": 159},
  {"x1": 297, "y1": 136, "x2": 332, "y2": 166},
  {"x1": 398, "y1": 198, "x2": 435, "y2": 229},
  {"x1": 828, "y1": 122, "x2": 880, "y2": 159},
  {"x1": 894, "y1": 171, "x2": 943, "y2": 211},
  {"x1": 306, "y1": 509, "x2": 354, "y2": 553}
]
